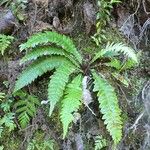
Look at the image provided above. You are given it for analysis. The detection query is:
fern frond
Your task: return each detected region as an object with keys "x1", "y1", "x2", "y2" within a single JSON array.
[
  {"x1": 91, "y1": 43, "x2": 138, "y2": 63},
  {"x1": 14, "y1": 56, "x2": 71, "y2": 92},
  {"x1": 0, "y1": 34, "x2": 14, "y2": 55},
  {"x1": 92, "y1": 70, "x2": 123, "y2": 144},
  {"x1": 60, "y1": 74, "x2": 82, "y2": 138},
  {"x1": 20, "y1": 46, "x2": 80, "y2": 67},
  {"x1": 105, "y1": 43, "x2": 138, "y2": 62},
  {"x1": 20, "y1": 31, "x2": 82, "y2": 64},
  {"x1": 48, "y1": 64, "x2": 75, "y2": 116},
  {"x1": 0, "y1": 113, "x2": 16, "y2": 131},
  {"x1": 15, "y1": 94, "x2": 40, "y2": 128},
  {"x1": 95, "y1": 135, "x2": 107, "y2": 150},
  {"x1": 18, "y1": 112, "x2": 30, "y2": 129}
]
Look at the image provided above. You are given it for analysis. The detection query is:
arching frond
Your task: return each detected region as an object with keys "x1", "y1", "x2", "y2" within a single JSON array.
[
  {"x1": 14, "y1": 56, "x2": 70, "y2": 92},
  {"x1": 92, "y1": 70, "x2": 123, "y2": 145},
  {"x1": 91, "y1": 43, "x2": 138, "y2": 63},
  {"x1": 20, "y1": 31, "x2": 82, "y2": 64}
]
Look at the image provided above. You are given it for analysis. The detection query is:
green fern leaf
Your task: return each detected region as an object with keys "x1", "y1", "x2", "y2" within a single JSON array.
[
  {"x1": 60, "y1": 74, "x2": 82, "y2": 138},
  {"x1": 15, "y1": 93, "x2": 40, "y2": 128},
  {"x1": 92, "y1": 70, "x2": 123, "y2": 144},
  {"x1": 48, "y1": 64, "x2": 75, "y2": 116},
  {"x1": 14, "y1": 56, "x2": 70, "y2": 92},
  {"x1": 91, "y1": 43, "x2": 138, "y2": 63},
  {"x1": 0, "y1": 34, "x2": 14, "y2": 55},
  {"x1": 20, "y1": 46, "x2": 80, "y2": 67},
  {"x1": 95, "y1": 135, "x2": 107, "y2": 150},
  {"x1": 105, "y1": 43, "x2": 138, "y2": 62},
  {"x1": 18, "y1": 112, "x2": 30, "y2": 128},
  {"x1": 20, "y1": 31, "x2": 82, "y2": 64}
]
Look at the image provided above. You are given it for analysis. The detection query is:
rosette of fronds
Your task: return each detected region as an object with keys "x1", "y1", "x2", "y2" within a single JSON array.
[{"x1": 14, "y1": 31, "x2": 138, "y2": 145}]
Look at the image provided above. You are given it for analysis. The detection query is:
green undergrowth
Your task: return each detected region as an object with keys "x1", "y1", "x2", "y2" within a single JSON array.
[
  {"x1": 27, "y1": 130, "x2": 59, "y2": 150},
  {"x1": 73, "y1": 28, "x2": 125, "y2": 56}
]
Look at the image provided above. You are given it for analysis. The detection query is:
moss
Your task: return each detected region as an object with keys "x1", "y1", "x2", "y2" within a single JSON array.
[
  {"x1": 33, "y1": 130, "x2": 45, "y2": 142},
  {"x1": 28, "y1": 130, "x2": 59, "y2": 150},
  {"x1": 0, "y1": 129, "x2": 21, "y2": 150}
]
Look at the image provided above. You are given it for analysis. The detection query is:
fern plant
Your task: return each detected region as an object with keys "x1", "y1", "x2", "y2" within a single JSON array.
[
  {"x1": 0, "y1": 34, "x2": 14, "y2": 55},
  {"x1": 14, "y1": 31, "x2": 138, "y2": 145},
  {"x1": 14, "y1": 91, "x2": 40, "y2": 128},
  {"x1": 0, "y1": 92, "x2": 16, "y2": 138}
]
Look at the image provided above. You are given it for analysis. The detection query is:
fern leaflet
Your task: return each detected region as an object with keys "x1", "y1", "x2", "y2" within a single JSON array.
[
  {"x1": 92, "y1": 70, "x2": 123, "y2": 144},
  {"x1": 0, "y1": 93, "x2": 5, "y2": 101},
  {"x1": 121, "y1": 59, "x2": 137, "y2": 70},
  {"x1": 14, "y1": 56, "x2": 71, "y2": 92},
  {"x1": 104, "y1": 59, "x2": 122, "y2": 70},
  {"x1": 60, "y1": 74, "x2": 82, "y2": 138},
  {"x1": 95, "y1": 135, "x2": 107, "y2": 150},
  {"x1": 20, "y1": 31, "x2": 82, "y2": 63},
  {"x1": 20, "y1": 46, "x2": 65, "y2": 64},
  {"x1": 48, "y1": 64, "x2": 75, "y2": 116}
]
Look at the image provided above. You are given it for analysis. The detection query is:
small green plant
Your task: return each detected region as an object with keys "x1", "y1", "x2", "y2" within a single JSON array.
[
  {"x1": 14, "y1": 91, "x2": 40, "y2": 128},
  {"x1": 95, "y1": 135, "x2": 107, "y2": 150},
  {"x1": 27, "y1": 138, "x2": 55, "y2": 150},
  {"x1": 14, "y1": 31, "x2": 138, "y2": 145},
  {"x1": 11, "y1": 0, "x2": 27, "y2": 21},
  {"x1": 0, "y1": 34, "x2": 14, "y2": 55},
  {"x1": 92, "y1": 0, "x2": 121, "y2": 45},
  {"x1": 0, "y1": 92, "x2": 16, "y2": 138}
]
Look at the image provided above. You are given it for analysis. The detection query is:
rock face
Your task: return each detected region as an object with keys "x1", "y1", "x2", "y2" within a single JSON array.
[
  {"x1": 83, "y1": 1, "x2": 96, "y2": 34},
  {"x1": 0, "y1": 9, "x2": 16, "y2": 34}
]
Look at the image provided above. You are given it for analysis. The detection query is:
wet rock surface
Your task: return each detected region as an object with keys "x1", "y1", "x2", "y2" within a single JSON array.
[{"x1": 0, "y1": 9, "x2": 16, "y2": 34}]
